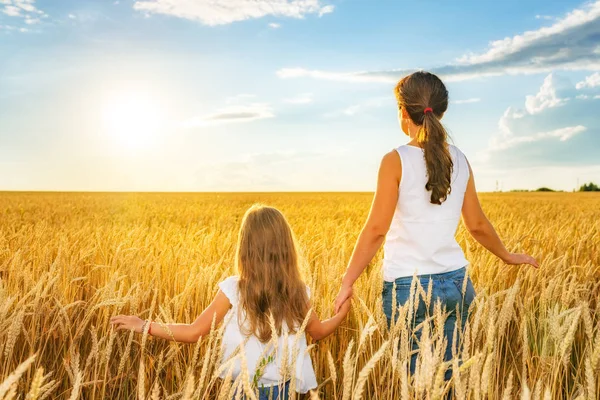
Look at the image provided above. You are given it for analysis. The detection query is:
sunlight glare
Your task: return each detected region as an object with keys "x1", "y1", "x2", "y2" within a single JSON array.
[{"x1": 102, "y1": 91, "x2": 165, "y2": 151}]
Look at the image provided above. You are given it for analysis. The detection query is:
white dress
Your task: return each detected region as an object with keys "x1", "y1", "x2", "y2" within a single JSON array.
[{"x1": 217, "y1": 276, "x2": 318, "y2": 393}]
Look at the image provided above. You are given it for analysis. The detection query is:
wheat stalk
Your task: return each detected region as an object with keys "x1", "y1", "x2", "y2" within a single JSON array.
[{"x1": 353, "y1": 340, "x2": 389, "y2": 400}]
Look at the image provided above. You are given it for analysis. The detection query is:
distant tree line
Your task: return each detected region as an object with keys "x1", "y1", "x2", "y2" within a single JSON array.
[
  {"x1": 579, "y1": 182, "x2": 600, "y2": 192},
  {"x1": 510, "y1": 187, "x2": 561, "y2": 192},
  {"x1": 506, "y1": 182, "x2": 600, "y2": 192}
]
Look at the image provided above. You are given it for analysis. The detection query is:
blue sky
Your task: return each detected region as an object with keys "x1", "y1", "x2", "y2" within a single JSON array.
[{"x1": 1, "y1": 0, "x2": 599, "y2": 192}]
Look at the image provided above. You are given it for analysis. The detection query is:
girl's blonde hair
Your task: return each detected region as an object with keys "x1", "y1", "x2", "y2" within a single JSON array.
[{"x1": 235, "y1": 204, "x2": 309, "y2": 343}]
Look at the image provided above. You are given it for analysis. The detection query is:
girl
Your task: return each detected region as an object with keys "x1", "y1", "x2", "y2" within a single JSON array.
[
  {"x1": 111, "y1": 205, "x2": 351, "y2": 399},
  {"x1": 334, "y1": 71, "x2": 538, "y2": 378}
]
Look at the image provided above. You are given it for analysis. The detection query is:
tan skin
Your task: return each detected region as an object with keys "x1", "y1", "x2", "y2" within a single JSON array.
[
  {"x1": 333, "y1": 107, "x2": 538, "y2": 313},
  {"x1": 111, "y1": 290, "x2": 351, "y2": 342}
]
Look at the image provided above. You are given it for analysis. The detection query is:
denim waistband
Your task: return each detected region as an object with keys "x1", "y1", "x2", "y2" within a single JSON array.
[{"x1": 385, "y1": 266, "x2": 467, "y2": 285}]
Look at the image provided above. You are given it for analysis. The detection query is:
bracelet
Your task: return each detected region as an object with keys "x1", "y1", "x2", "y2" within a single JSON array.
[{"x1": 141, "y1": 320, "x2": 152, "y2": 335}]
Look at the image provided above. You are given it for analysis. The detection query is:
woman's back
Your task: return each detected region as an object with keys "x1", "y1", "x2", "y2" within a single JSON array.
[{"x1": 383, "y1": 143, "x2": 470, "y2": 281}]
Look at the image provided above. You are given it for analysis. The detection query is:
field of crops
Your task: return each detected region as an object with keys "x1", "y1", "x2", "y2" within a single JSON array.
[{"x1": 0, "y1": 192, "x2": 599, "y2": 399}]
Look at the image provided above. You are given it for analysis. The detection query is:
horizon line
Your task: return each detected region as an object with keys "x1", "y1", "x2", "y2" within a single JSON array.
[{"x1": 0, "y1": 190, "x2": 585, "y2": 195}]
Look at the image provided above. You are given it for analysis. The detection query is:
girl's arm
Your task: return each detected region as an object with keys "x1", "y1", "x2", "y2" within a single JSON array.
[
  {"x1": 461, "y1": 162, "x2": 538, "y2": 268},
  {"x1": 334, "y1": 151, "x2": 401, "y2": 313},
  {"x1": 306, "y1": 297, "x2": 352, "y2": 341},
  {"x1": 110, "y1": 290, "x2": 231, "y2": 343}
]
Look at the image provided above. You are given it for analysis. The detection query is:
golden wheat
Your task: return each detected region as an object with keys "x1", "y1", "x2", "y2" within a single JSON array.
[{"x1": 0, "y1": 192, "x2": 599, "y2": 399}]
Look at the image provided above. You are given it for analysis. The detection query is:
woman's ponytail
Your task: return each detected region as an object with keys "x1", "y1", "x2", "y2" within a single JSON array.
[
  {"x1": 420, "y1": 112, "x2": 453, "y2": 205},
  {"x1": 395, "y1": 71, "x2": 453, "y2": 205}
]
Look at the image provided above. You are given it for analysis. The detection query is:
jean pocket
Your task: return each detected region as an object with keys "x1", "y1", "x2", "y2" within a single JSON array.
[
  {"x1": 452, "y1": 276, "x2": 476, "y2": 306},
  {"x1": 382, "y1": 281, "x2": 392, "y2": 297},
  {"x1": 382, "y1": 282, "x2": 413, "y2": 324}
]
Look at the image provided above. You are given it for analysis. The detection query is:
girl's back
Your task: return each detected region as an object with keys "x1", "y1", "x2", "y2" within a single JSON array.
[{"x1": 218, "y1": 276, "x2": 316, "y2": 392}]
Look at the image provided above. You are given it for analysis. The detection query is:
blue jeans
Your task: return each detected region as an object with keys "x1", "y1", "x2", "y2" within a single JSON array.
[
  {"x1": 382, "y1": 267, "x2": 475, "y2": 380},
  {"x1": 235, "y1": 381, "x2": 290, "y2": 400}
]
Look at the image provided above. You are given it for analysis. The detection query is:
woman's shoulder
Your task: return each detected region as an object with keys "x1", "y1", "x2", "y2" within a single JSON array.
[
  {"x1": 218, "y1": 275, "x2": 240, "y2": 303},
  {"x1": 447, "y1": 144, "x2": 471, "y2": 180},
  {"x1": 448, "y1": 144, "x2": 469, "y2": 161},
  {"x1": 448, "y1": 143, "x2": 460, "y2": 151},
  {"x1": 395, "y1": 143, "x2": 420, "y2": 152}
]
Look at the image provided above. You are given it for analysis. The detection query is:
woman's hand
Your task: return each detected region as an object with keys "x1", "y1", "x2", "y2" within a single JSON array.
[
  {"x1": 336, "y1": 296, "x2": 352, "y2": 318},
  {"x1": 334, "y1": 284, "x2": 353, "y2": 314},
  {"x1": 504, "y1": 253, "x2": 539, "y2": 268},
  {"x1": 110, "y1": 315, "x2": 145, "y2": 333}
]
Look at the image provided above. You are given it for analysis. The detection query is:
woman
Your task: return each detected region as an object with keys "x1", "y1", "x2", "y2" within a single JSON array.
[{"x1": 333, "y1": 71, "x2": 538, "y2": 376}]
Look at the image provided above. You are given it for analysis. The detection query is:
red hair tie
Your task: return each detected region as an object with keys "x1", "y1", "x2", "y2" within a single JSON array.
[{"x1": 424, "y1": 107, "x2": 433, "y2": 114}]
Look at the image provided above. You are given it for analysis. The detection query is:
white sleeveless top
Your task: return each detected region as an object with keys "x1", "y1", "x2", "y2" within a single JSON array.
[
  {"x1": 218, "y1": 276, "x2": 317, "y2": 393},
  {"x1": 382, "y1": 144, "x2": 470, "y2": 281}
]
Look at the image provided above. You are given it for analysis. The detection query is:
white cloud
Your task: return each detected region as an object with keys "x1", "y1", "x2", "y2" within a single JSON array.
[
  {"x1": 576, "y1": 72, "x2": 600, "y2": 88},
  {"x1": 452, "y1": 98, "x2": 481, "y2": 104},
  {"x1": 133, "y1": 0, "x2": 335, "y2": 26},
  {"x1": 524, "y1": 73, "x2": 571, "y2": 114},
  {"x1": 325, "y1": 96, "x2": 391, "y2": 117},
  {"x1": 283, "y1": 93, "x2": 313, "y2": 104},
  {"x1": 342, "y1": 105, "x2": 361, "y2": 116},
  {"x1": 225, "y1": 93, "x2": 256, "y2": 104},
  {"x1": 535, "y1": 15, "x2": 554, "y2": 20},
  {"x1": 276, "y1": 66, "x2": 505, "y2": 84},
  {"x1": 318, "y1": 5, "x2": 334, "y2": 17},
  {"x1": 277, "y1": 67, "x2": 396, "y2": 83},
  {"x1": 344, "y1": 98, "x2": 385, "y2": 115},
  {"x1": 456, "y1": 1, "x2": 600, "y2": 66},
  {"x1": 2, "y1": 0, "x2": 47, "y2": 25},
  {"x1": 14, "y1": 0, "x2": 37, "y2": 12},
  {"x1": 479, "y1": 73, "x2": 600, "y2": 168},
  {"x1": 182, "y1": 103, "x2": 274, "y2": 127},
  {"x1": 277, "y1": 1, "x2": 600, "y2": 83},
  {"x1": 491, "y1": 125, "x2": 586, "y2": 151},
  {"x1": 268, "y1": 22, "x2": 281, "y2": 29},
  {"x1": 2, "y1": 5, "x2": 20, "y2": 16},
  {"x1": 68, "y1": 13, "x2": 76, "y2": 19}
]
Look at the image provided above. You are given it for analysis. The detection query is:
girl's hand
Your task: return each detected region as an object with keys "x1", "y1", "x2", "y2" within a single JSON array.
[
  {"x1": 110, "y1": 315, "x2": 145, "y2": 333},
  {"x1": 504, "y1": 253, "x2": 539, "y2": 268},
  {"x1": 334, "y1": 284, "x2": 353, "y2": 314}
]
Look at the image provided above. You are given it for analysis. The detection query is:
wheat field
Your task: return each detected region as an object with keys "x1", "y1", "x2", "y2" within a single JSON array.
[{"x1": 0, "y1": 192, "x2": 599, "y2": 399}]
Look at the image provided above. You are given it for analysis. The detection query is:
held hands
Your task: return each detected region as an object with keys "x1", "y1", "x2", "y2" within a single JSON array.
[
  {"x1": 504, "y1": 252, "x2": 539, "y2": 268},
  {"x1": 110, "y1": 315, "x2": 145, "y2": 332},
  {"x1": 334, "y1": 284, "x2": 353, "y2": 314}
]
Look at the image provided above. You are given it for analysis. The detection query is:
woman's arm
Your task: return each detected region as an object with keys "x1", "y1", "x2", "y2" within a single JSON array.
[
  {"x1": 110, "y1": 290, "x2": 231, "y2": 343},
  {"x1": 334, "y1": 151, "x2": 401, "y2": 313},
  {"x1": 461, "y1": 162, "x2": 538, "y2": 268},
  {"x1": 306, "y1": 297, "x2": 351, "y2": 341}
]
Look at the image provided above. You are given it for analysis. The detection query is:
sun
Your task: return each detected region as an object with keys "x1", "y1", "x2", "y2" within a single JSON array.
[{"x1": 102, "y1": 91, "x2": 164, "y2": 151}]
